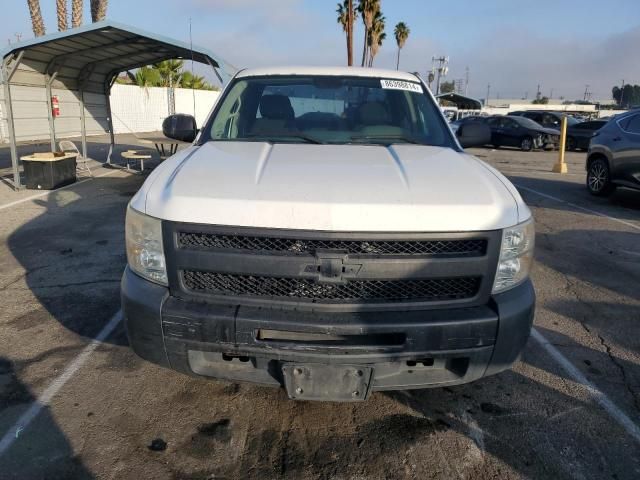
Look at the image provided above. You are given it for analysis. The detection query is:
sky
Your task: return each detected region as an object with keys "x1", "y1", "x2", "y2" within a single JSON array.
[{"x1": 3, "y1": 0, "x2": 640, "y2": 101}]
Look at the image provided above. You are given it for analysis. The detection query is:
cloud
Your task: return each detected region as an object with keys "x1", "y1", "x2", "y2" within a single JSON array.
[
  {"x1": 451, "y1": 26, "x2": 640, "y2": 100},
  {"x1": 186, "y1": 3, "x2": 639, "y2": 102},
  {"x1": 187, "y1": 0, "x2": 310, "y2": 31}
]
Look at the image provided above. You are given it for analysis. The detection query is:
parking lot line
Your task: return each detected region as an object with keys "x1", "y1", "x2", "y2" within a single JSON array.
[
  {"x1": 531, "y1": 328, "x2": 640, "y2": 444},
  {"x1": 502, "y1": 170, "x2": 584, "y2": 177},
  {"x1": 514, "y1": 184, "x2": 640, "y2": 232},
  {"x1": 0, "y1": 167, "x2": 123, "y2": 212},
  {"x1": 0, "y1": 311, "x2": 122, "y2": 457}
]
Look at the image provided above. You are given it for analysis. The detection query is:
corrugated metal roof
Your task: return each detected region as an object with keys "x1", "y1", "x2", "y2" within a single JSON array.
[
  {"x1": 435, "y1": 92, "x2": 482, "y2": 110},
  {"x1": 1, "y1": 20, "x2": 236, "y2": 92}
]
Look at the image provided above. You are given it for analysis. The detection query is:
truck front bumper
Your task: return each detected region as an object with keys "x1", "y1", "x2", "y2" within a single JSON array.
[{"x1": 122, "y1": 267, "x2": 534, "y2": 398}]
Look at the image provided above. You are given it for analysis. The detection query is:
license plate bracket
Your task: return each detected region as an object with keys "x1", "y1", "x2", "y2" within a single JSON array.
[{"x1": 282, "y1": 364, "x2": 373, "y2": 402}]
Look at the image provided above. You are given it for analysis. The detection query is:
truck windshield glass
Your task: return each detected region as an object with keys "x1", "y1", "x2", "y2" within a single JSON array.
[{"x1": 206, "y1": 75, "x2": 452, "y2": 147}]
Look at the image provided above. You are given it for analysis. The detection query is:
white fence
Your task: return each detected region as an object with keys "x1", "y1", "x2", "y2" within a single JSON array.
[
  {"x1": 0, "y1": 84, "x2": 220, "y2": 144},
  {"x1": 110, "y1": 84, "x2": 219, "y2": 135}
]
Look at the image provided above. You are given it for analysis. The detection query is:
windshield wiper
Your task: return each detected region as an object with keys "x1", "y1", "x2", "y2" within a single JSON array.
[
  {"x1": 350, "y1": 134, "x2": 426, "y2": 145},
  {"x1": 244, "y1": 132, "x2": 324, "y2": 144}
]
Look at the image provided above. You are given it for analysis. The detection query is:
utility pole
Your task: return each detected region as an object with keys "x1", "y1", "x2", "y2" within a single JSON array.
[
  {"x1": 486, "y1": 83, "x2": 491, "y2": 105},
  {"x1": 432, "y1": 56, "x2": 449, "y2": 95},
  {"x1": 427, "y1": 69, "x2": 435, "y2": 90},
  {"x1": 583, "y1": 85, "x2": 590, "y2": 102},
  {"x1": 455, "y1": 78, "x2": 464, "y2": 94},
  {"x1": 620, "y1": 79, "x2": 625, "y2": 107},
  {"x1": 550, "y1": 88, "x2": 554, "y2": 99},
  {"x1": 536, "y1": 84, "x2": 541, "y2": 101},
  {"x1": 464, "y1": 66, "x2": 469, "y2": 96}
]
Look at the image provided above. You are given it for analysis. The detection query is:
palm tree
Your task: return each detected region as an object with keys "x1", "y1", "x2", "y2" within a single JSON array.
[
  {"x1": 153, "y1": 60, "x2": 184, "y2": 87},
  {"x1": 56, "y1": 0, "x2": 68, "y2": 31},
  {"x1": 90, "y1": 0, "x2": 108, "y2": 22},
  {"x1": 27, "y1": 0, "x2": 45, "y2": 37},
  {"x1": 181, "y1": 71, "x2": 213, "y2": 90},
  {"x1": 394, "y1": 22, "x2": 410, "y2": 70},
  {"x1": 358, "y1": 0, "x2": 379, "y2": 67},
  {"x1": 367, "y1": 10, "x2": 385, "y2": 67},
  {"x1": 72, "y1": 0, "x2": 83, "y2": 27},
  {"x1": 336, "y1": 1, "x2": 357, "y2": 66},
  {"x1": 132, "y1": 67, "x2": 161, "y2": 88}
]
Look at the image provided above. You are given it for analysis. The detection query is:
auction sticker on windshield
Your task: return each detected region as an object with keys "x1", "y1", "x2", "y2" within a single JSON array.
[{"x1": 380, "y1": 79, "x2": 422, "y2": 92}]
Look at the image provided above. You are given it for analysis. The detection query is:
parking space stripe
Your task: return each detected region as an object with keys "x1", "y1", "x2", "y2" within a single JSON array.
[
  {"x1": 531, "y1": 328, "x2": 640, "y2": 444},
  {"x1": 503, "y1": 170, "x2": 584, "y2": 177},
  {"x1": 514, "y1": 184, "x2": 640, "y2": 232},
  {"x1": 0, "y1": 311, "x2": 122, "y2": 457},
  {"x1": 0, "y1": 167, "x2": 123, "y2": 212}
]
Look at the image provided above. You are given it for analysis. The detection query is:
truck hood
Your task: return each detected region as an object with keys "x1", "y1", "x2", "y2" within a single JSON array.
[{"x1": 136, "y1": 142, "x2": 523, "y2": 232}]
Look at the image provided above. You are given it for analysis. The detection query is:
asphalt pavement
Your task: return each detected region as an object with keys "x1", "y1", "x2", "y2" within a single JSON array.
[{"x1": 0, "y1": 143, "x2": 639, "y2": 480}]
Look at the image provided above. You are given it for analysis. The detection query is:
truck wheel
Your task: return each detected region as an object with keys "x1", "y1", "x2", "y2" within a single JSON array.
[
  {"x1": 587, "y1": 158, "x2": 615, "y2": 196},
  {"x1": 520, "y1": 136, "x2": 533, "y2": 151}
]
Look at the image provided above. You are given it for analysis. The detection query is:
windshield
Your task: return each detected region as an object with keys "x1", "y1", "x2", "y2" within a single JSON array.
[
  {"x1": 565, "y1": 116, "x2": 580, "y2": 126},
  {"x1": 203, "y1": 75, "x2": 453, "y2": 147}
]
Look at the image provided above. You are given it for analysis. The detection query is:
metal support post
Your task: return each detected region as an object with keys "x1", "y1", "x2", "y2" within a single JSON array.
[
  {"x1": 552, "y1": 116, "x2": 568, "y2": 174},
  {"x1": 2, "y1": 51, "x2": 24, "y2": 190},
  {"x1": 79, "y1": 88, "x2": 87, "y2": 158},
  {"x1": 105, "y1": 89, "x2": 115, "y2": 164}
]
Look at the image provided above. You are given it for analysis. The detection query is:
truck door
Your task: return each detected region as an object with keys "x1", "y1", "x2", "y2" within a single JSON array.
[{"x1": 500, "y1": 117, "x2": 522, "y2": 147}]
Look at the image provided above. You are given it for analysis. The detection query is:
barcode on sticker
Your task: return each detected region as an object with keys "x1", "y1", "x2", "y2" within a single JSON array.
[{"x1": 380, "y1": 79, "x2": 422, "y2": 92}]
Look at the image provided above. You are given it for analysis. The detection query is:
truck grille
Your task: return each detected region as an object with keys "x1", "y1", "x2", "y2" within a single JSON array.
[
  {"x1": 178, "y1": 232, "x2": 486, "y2": 257},
  {"x1": 182, "y1": 270, "x2": 481, "y2": 303}
]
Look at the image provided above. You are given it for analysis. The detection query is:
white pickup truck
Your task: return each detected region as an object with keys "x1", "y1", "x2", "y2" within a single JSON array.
[{"x1": 122, "y1": 66, "x2": 535, "y2": 402}]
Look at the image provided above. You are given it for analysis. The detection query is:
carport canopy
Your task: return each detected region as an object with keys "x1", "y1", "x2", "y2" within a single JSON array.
[
  {"x1": 0, "y1": 20, "x2": 235, "y2": 190},
  {"x1": 435, "y1": 92, "x2": 483, "y2": 110}
]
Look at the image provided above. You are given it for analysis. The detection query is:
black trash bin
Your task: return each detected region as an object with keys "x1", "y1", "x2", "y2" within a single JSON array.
[{"x1": 21, "y1": 153, "x2": 77, "y2": 190}]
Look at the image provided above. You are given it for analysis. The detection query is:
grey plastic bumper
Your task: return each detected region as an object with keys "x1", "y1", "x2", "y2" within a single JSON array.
[{"x1": 122, "y1": 266, "x2": 535, "y2": 391}]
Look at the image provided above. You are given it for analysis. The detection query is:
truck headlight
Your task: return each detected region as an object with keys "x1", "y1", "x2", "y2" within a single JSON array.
[
  {"x1": 125, "y1": 205, "x2": 167, "y2": 286},
  {"x1": 492, "y1": 218, "x2": 534, "y2": 294}
]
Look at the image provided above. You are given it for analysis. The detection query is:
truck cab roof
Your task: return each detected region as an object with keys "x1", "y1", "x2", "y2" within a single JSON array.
[{"x1": 236, "y1": 66, "x2": 421, "y2": 82}]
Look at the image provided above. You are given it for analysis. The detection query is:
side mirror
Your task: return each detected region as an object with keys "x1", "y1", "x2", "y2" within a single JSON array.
[
  {"x1": 457, "y1": 122, "x2": 491, "y2": 148},
  {"x1": 162, "y1": 114, "x2": 197, "y2": 142}
]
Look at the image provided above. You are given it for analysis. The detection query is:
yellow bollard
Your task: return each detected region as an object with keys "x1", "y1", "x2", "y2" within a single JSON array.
[{"x1": 552, "y1": 116, "x2": 568, "y2": 173}]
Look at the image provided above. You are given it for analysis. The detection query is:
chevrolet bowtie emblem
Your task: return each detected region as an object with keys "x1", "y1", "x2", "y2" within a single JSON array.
[{"x1": 302, "y1": 251, "x2": 362, "y2": 284}]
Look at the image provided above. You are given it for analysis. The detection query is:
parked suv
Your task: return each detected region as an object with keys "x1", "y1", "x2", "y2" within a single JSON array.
[
  {"x1": 586, "y1": 111, "x2": 640, "y2": 195},
  {"x1": 122, "y1": 67, "x2": 535, "y2": 402}
]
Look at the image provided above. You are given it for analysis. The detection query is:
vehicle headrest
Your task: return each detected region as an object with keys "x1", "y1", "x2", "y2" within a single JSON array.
[
  {"x1": 259, "y1": 95, "x2": 294, "y2": 120},
  {"x1": 358, "y1": 102, "x2": 390, "y2": 125}
]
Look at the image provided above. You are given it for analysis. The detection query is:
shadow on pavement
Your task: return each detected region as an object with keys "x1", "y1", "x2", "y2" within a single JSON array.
[
  {"x1": 509, "y1": 175, "x2": 640, "y2": 219},
  {"x1": 7, "y1": 175, "x2": 146, "y2": 346},
  {"x1": 535, "y1": 228, "x2": 640, "y2": 302},
  {"x1": 0, "y1": 356, "x2": 94, "y2": 479}
]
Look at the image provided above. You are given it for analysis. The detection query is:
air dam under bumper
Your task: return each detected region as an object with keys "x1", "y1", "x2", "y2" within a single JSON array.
[{"x1": 122, "y1": 267, "x2": 534, "y2": 398}]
